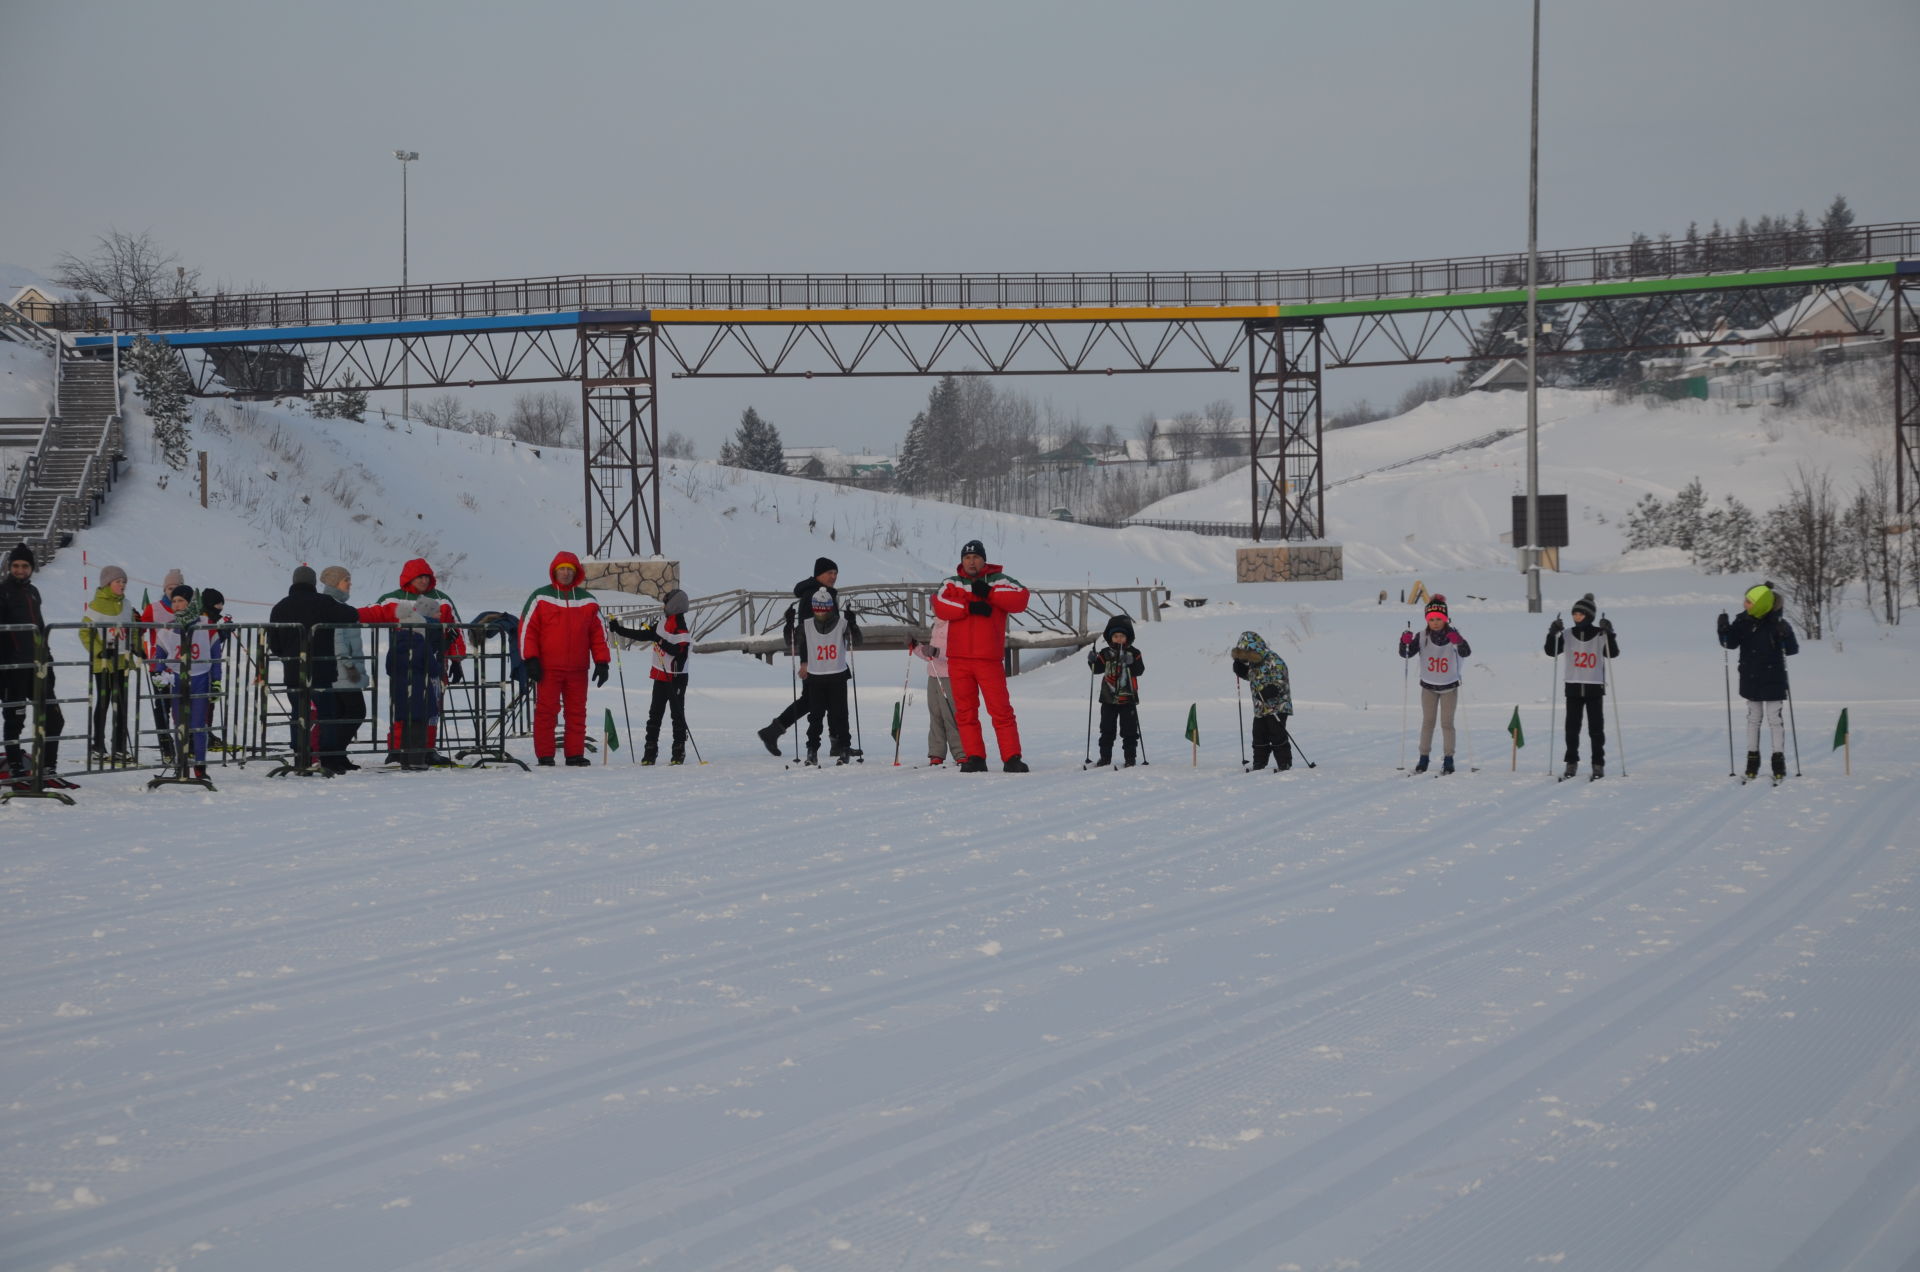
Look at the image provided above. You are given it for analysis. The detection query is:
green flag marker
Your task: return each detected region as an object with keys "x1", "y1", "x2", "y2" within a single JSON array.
[
  {"x1": 890, "y1": 700, "x2": 902, "y2": 742},
  {"x1": 1185, "y1": 704, "x2": 1199, "y2": 746},
  {"x1": 1508, "y1": 705, "x2": 1525, "y2": 748},
  {"x1": 1832, "y1": 707, "x2": 1848, "y2": 751},
  {"x1": 603, "y1": 708, "x2": 620, "y2": 753}
]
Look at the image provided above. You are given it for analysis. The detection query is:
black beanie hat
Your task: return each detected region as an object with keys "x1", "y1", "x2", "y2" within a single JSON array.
[
  {"x1": 814, "y1": 557, "x2": 838, "y2": 577},
  {"x1": 170, "y1": 584, "x2": 196, "y2": 603},
  {"x1": 961, "y1": 539, "x2": 987, "y2": 560},
  {"x1": 201, "y1": 587, "x2": 226, "y2": 614},
  {"x1": 1571, "y1": 593, "x2": 1596, "y2": 619},
  {"x1": 7, "y1": 542, "x2": 33, "y2": 569},
  {"x1": 292, "y1": 564, "x2": 317, "y2": 588}
]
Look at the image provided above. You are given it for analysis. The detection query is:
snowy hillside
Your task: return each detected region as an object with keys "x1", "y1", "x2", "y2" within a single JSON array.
[
  {"x1": 1139, "y1": 387, "x2": 1890, "y2": 574},
  {"x1": 6, "y1": 343, "x2": 1920, "y2": 1271}
]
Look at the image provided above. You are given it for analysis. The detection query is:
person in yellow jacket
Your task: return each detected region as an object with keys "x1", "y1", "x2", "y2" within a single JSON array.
[{"x1": 79, "y1": 564, "x2": 138, "y2": 763}]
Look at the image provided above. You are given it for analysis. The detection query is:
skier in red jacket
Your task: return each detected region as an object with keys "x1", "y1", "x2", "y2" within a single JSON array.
[
  {"x1": 930, "y1": 539, "x2": 1031, "y2": 772},
  {"x1": 362, "y1": 557, "x2": 468, "y2": 764},
  {"x1": 518, "y1": 551, "x2": 611, "y2": 766}
]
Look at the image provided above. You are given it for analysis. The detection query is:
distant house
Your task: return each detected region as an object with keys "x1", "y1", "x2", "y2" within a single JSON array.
[
  {"x1": 1748, "y1": 285, "x2": 1883, "y2": 361},
  {"x1": 5, "y1": 274, "x2": 105, "y2": 328},
  {"x1": 1468, "y1": 357, "x2": 1530, "y2": 391},
  {"x1": 781, "y1": 446, "x2": 895, "y2": 483}
]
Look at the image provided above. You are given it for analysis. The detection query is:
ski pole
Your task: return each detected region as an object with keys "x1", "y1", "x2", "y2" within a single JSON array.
[
  {"x1": 1236, "y1": 674, "x2": 1248, "y2": 770},
  {"x1": 1786, "y1": 687, "x2": 1801, "y2": 777},
  {"x1": 1137, "y1": 716, "x2": 1148, "y2": 766},
  {"x1": 613, "y1": 639, "x2": 637, "y2": 764},
  {"x1": 1458, "y1": 676, "x2": 1478, "y2": 773},
  {"x1": 682, "y1": 690, "x2": 707, "y2": 765},
  {"x1": 850, "y1": 660, "x2": 864, "y2": 761},
  {"x1": 1723, "y1": 645, "x2": 1736, "y2": 777},
  {"x1": 893, "y1": 640, "x2": 913, "y2": 766},
  {"x1": 1084, "y1": 658, "x2": 1098, "y2": 768},
  {"x1": 789, "y1": 654, "x2": 802, "y2": 763},
  {"x1": 1289, "y1": 727, "x2": 1317, "y2": 769},
  {"x1": 1397, "y1": 623, "x2": 1411, "y2": 770},
  {"x1": 1603, "y1": 615, "x2": 1626, "y2": 777},
  {"x1": 1546, "y1": 614, "x2": 1560, "y2": 776}
]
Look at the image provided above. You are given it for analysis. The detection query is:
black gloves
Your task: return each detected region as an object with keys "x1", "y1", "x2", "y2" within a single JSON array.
[
  {"x1": 971, "y1": 578, "x2": 990, "y2": 600},
  {"x1": 1717, "y1": 612, "x2": 1730, "y2": 632},
  {"x1": 1599, "y1": 617, "x2": 1614, "y2": 634},
  {"x1": 1548, "y1": 618, "x2": 1563, "y2": 635},
  {"x1": 447, "y1": 657, "x2": 465, "y2": 684},
  {"x1": 593, "y1": 662, "x2": 610, "y2": 687},
  {"x1": 1258, "y1": 684, "x2": 1282, "y2": 702},
  {"x1": 1232, "y1": 660, "x2": 1250, "y2": 680},
  {"x1": 1088, "y1": 649, "x2": 1109, "y2": 671},
  {"x1": 524, "y1": 656, "x2": 543, "y2": 683},
  {"x1": 968, "y1": 600, "x2": 992, "y2": 616}
]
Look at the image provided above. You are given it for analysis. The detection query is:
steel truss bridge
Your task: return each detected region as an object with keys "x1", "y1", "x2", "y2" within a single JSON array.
[{"x1": 60, "y1": 220, "x2": 1920, "y2": 556}]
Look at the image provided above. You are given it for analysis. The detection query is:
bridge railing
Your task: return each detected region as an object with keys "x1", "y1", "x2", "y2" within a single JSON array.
[
  {"x1": 604, "y1": 582, "x2": 1168, "y2": 660},
  {"x1": 42, "y1": 222, "x2": 1920, "y2": 335}
]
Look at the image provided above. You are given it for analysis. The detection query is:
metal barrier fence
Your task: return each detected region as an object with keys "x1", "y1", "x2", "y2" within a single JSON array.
[{"x1": 2, "y1": 619, "x2": 531, "y2": 803}]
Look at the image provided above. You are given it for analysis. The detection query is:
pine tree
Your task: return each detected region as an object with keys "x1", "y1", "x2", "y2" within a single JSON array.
[
  {"x1": 718, "y1": 406, "x2": 785, "y2": 474},
  {"x1": 1623, "y1": 492, "x2": 1670, "y2": 551},
  {"x1": 1457, "y1": 263, "x2": 1565, "y2": 389},
  {"x1": 1696, "y1": 494, "x2": 1761, "y2": 574},
  {"x1": 126, "y1": 335, "x2": 195, "y2": 471},
  {"x1": 895, "y1": 410, "x2": 931, "y2": 492},
  {"x1": 1668, "y1": 478, "x2": 1708, "y2": 552},
  {"x1": 1819, "y1": 194, "x2": 1861, "y2": 262},
  {"x1": 310, "y1": 371, "x2": 369, "y2": 422}
]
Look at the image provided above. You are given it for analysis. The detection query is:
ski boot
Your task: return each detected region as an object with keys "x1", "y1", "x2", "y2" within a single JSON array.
[
  {"x1": 1095, "y1": 749, "x2": 1113, "y2": 768},
  {"x1": 1413, "y1": 754, "x2": 1430, "y2": 774},
  {"x1": 1249, "y1": 749, "x2": 1268, "y2": 772},
  {"x1": 565, "y1": 755, "x2": 591, "y2": 767},
  {"x1": 640, "y1": 748, "x2": 657, "y2": 766},
  {"x1": 959, "y1": 755, "x2": 988, "y2": 773},
  {"x1": 1562, "y1": 760, "x2": 1578, "y2": 780},
  {"x1": 804, "y1": 749, "x2": 820, "y2": 767},
  {"x1": 537, "y1": 756, "x2": 556, "y2": 767},
  {"x1": 1744, "y1": 750, "x2": 1761, "y2": 782},
  {"x1": 1771, "y1": 752, "x2": 1787, "y2": 786},
  {"x1": 1441, "y1": 755, "x2": 1456, "y2": 775},
  {"x1": 756, "y1": 724, "x2": 783, "y2": 757},
  {"x1": 193, "y1": 765, "x2": 210, "y2": 781},
  {"x1": 928, "y1": 755, "x2": 944, "y2": 767},
  {"x1": 1123, "y1": 750, "x2": 1137, "y2": 769},
  {"x1": 1275, "y1": 753, "x2": 1292, "y2": 772},
  {"x1": 1590, "y1": 761, "x2": 1604, "y2": 781},
  {"x1": 1003, "y1": 755, "x2": 1030, "y2": 773}
]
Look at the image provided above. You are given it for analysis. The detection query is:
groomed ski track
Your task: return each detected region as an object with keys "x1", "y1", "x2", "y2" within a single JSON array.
[{"x1": 5, "y1": 707, "x2": 1918, "y2": 1272}]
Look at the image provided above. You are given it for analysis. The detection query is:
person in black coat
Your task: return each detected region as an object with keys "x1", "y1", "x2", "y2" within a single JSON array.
[
  {"x1": 1717, "y1": 581, "x2": 1799, "y2": 781},
  {"x1": 268, "y1": 564, "x2": 369, "y2": 773},
  {"x1": 1544, "y1": 593, "x2": 1619, "y2": 779},
  {"x1": 1, "y1": 542, "x2": 68, "y2": 784},
  {"x1": 758, "y1": 557, "x2": 845, "y2": 755},
  {"x1": 1087, "y1": 612, "x2": 1145, "y2": 767}
]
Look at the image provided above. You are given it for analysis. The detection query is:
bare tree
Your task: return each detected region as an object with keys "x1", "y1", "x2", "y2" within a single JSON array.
[
  {"x1": 466, "y1": 408, "x2": 501, "y2": 437},
  {"x1": 510, "y1": 390, "x2": 579, "y2": 447},
  {"x1": 1846, "y1": 454, "x2": 1900, "y2": 624},
  {"x1": 661, "y1": 430, "x2": 698, "y2": 459},
  {"x1": 1395, "y1": 374, "x2": 1458, "y2": 415},
  {"x1": 1136, "y1": 412, "x2": 1160, "y2": 457},
  {"x1": 52, "y1": 229, "x2": 201, "y2": 306},
  {"x1": 1765, "y1": 466, "x2": 1850, "y2": 640},
  {"x1": 415, "y1": 393, "x2": 469, "y2": 433},
  {"x1": 1167, "y1": 410, "x2": 1206, "y2": 459}
]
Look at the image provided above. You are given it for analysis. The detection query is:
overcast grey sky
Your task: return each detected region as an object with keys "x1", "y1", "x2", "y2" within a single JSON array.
[{"x1": 4, "y1": 0, "x2": 1915, "y2": 452}]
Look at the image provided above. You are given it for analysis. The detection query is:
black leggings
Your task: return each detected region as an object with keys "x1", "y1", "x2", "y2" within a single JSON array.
[
  {"x1": 1564, "y1": 691, "x2": 1605, "y2": 764},
  {"x1": 93, "y1": 670, "x2": 130, "y2": 752}
]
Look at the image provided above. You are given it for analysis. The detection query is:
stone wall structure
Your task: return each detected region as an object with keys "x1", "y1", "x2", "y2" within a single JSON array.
[
  {"x1": 1235, "y1": 544, "x2": 1344, "y2": 584},
  {"x1": 579, "y1": 558, "x2": 681, "y2": 600}
]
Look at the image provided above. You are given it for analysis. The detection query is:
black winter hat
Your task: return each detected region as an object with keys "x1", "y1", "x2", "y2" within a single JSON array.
[
  {"x1": 200, "y1": 587, "x2": 226, "y2": 615},
  {"x1": 1571, "y1": 593, "x2": 1596, "y2": 619},
  {"x1": 813, "y1": 557, "x2": 838, "y2": 577},
  {"x1": 292, "y1": 564, "x2": 317, "y2": 588},
  {"x1": 1103, "y1": 613, "x2": 1136, "y2": 644},
  {"x1": 7, "y1": 542, "x2": 33, "y2": 569},
  {"x1": 960, "y1": 539, "x2": 987, "y2": 560}
]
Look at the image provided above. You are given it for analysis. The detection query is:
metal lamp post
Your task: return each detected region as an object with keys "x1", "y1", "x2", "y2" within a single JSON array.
[
  {"x1": 1523, "y1": 1, "x2": 1543, "y2": 613},
  {"x1": 394, "y1": 149, "x2": 419, "y2": 420}
]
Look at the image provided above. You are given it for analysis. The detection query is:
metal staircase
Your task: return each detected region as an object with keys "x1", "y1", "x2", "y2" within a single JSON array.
[{"x1": 6, "y1": 360, "x2": 123, "y2": 563}]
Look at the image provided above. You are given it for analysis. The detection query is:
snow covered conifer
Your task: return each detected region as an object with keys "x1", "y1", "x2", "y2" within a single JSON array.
[
  {"x1": 126, "y1": 334, "x2": 195, "y2": 471},
  {"x1": 718, "y1": 406, "x2": 785, "y2": 474}
]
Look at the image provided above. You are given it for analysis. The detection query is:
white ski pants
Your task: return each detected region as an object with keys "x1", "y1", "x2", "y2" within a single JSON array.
[{"x1": 1745, "y1": 699, "x2": 1785, "y2": 754}]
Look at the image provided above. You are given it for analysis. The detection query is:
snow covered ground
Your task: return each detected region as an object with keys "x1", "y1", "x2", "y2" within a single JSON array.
[{"x1": 5, "y1": 344, "x2": 1919, "y2": 1270}]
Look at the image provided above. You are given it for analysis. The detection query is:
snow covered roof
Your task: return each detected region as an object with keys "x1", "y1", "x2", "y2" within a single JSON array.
[
  {"x1": 1751, "y1": 284, "x2": 1879, "y2": 338},
  {"x1": 1469, "y1": 357, "x2": 1530, "y2": 391},
  {"x1": 1, "y1": 265, "x2": 103, "y2": 308}
]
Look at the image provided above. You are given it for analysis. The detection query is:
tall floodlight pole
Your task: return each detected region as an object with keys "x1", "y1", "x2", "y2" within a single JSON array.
[
  {"x1": 394, "y1": 149, "x2": 419, "y2": 420},
  {"x1": 1523, "y1": 0, "x2": 1543, "y2": 614}
]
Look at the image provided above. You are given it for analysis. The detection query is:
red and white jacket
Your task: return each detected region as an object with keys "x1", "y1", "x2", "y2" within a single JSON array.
[
  {"x1": 930, "y1": 563, "x2": 1030, "y2": 662},
  {"x1": 518, "y1": 551, "x2": 611, "y2": 673},
  {"x1": 648, "y1": 613, "x2": 690, "y2": 682}
]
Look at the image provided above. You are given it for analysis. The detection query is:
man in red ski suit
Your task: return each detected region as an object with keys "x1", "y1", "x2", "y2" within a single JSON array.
[
  {"x1": 930, "y1": 539, "x2": 1031, "y2": 772},
  {"x1": 518, "y1": 551, "x2": 611, "y2": 766}
]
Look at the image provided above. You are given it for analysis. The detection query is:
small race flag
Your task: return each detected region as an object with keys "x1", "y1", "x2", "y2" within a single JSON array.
[
  {"x1": 1185, "y1": 704, "x2": 1200, "y2": 745},
  {"x1": 603, "y1": 708, "x2": 620, "y2": 753},
  {"x1": 1508, "y1": 706, "x2": 1525, "y2": 748},
  {"x1": 140, "y1": 587, "x2": 150, "y2": 613},
  {"x1": 891, "y1": 700, "x2": 903, "y2": 743},
  {"x1": 1832, "y1": 708, "x2": 1848, "y2": 751}
]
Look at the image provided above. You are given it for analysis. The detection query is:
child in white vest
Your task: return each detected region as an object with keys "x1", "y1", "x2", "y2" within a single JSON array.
[{"x1": 1545, "y1": 593, "x2": 1618, "y2": 780}]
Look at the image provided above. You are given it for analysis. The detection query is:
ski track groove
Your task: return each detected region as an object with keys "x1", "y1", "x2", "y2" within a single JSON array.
[
  {"x1": 1066, "y1": 784, "x2": 1912, "y2": 1272},
  {"x1": 497, "y1": 751, "x2": 1781, "y2": 1270},
  {"x1": 0, "y1": 750, "x2": 1647, "y2": 1261},
  {"x1": 3, "y1": 768, "x2": 1466, "y2": 1145}
]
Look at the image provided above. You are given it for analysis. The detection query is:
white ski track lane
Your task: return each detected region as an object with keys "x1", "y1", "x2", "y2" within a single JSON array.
[
  {"x1": 1051, "y1": 784, "x2": 1915, "y2": 1272},
  {"x1": 469, "y1": 758, "x2": 1812, "y2": 1271},
  {"x1": 4, "y1": 747, "x2": 1710, "y2": 1266}
]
